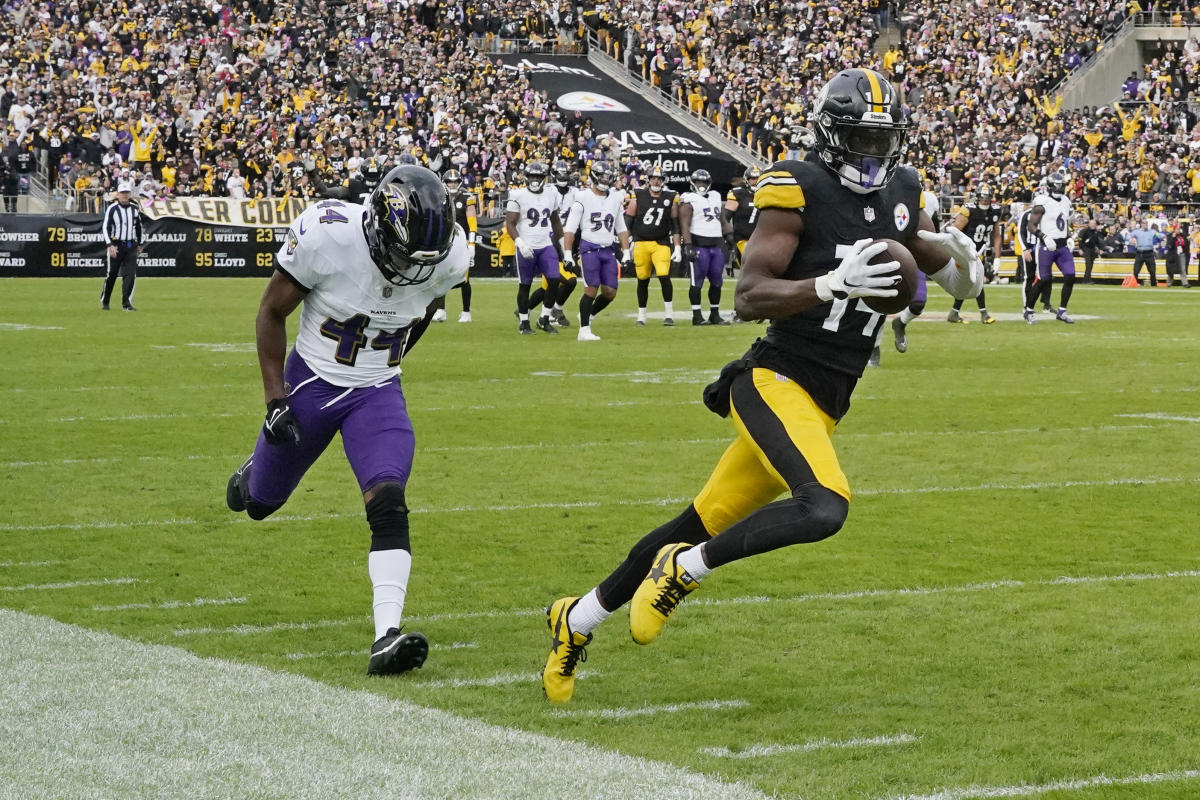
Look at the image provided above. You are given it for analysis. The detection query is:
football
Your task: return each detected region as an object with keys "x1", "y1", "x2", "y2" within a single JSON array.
[{"x1": 864, "y1": 238, "x2": 920, "y2": 315}]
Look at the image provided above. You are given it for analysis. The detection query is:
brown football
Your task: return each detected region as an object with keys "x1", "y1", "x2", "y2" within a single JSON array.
[{"x1": 864, "y1": 238, "x2": 920, "y2": 315}]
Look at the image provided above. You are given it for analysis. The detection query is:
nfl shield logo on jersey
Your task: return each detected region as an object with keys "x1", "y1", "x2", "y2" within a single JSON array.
[
  {"x1": 382, "y1": 287, "x2": 393, "y2": 298},
  {"x1": 893, "y1": 203, "x2": 910, "y2": 230},
  {"x1": 864, "y1": 207, "x2": 875, "y2": 222}
]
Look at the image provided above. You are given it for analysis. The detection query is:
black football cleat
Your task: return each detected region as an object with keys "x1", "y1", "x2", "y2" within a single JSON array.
[
  {"x1": 226, "y1": 456, "x2": 253, "y2": 512},
  {"x1": 536, "y1": 316, "x2": 558, "y2": 334},
  {"x1": 518, "y1": 320, "x2": 533, "y2": 335},
  {"x1": 367, "y1": 627, "x2": 429, "y2": 676}
]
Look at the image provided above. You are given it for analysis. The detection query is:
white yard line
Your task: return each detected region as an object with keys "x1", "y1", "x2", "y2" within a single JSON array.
[
  {"x1": 3, "y1": 473, "x2": 1195, "y2": 534},
  {"x1": 91, "y1": 596, "x2": 247, "y2": 612},
  {"x1": 701, "y1": 732, "x2": 921, "y2": 759},
  {"x1": 0, "y1": 609, "x2": 771, "y2": 800},
  {"x1": 550, "y1": 699, "x2": 749, "y2": 720},
  {"x1": 883, "y1": 768, "x2": 1200, "y2": 800},
  {"x1": 172, "y1": 569, "x2": 1200, "y2": 638},
  {"x1": 1115, "y1": 412, "x2": 1200, "y2": 423},
  {"x1": 283, "y1": 641, "x2": 478, "y2": 661},
  {"x1": 0, "y1": 577, "x2": 139, "y2": 592},
  {"x1": 0, "y1": 560, "x2": 60, "y2": 568}
]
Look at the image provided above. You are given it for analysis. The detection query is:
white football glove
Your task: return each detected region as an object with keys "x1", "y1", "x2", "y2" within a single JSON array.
[
  {"x1": 1041, "y1": 235, "x2": 1057, "y2": 251},
  {"x1": 671, "y1": 244, "x2": 681, "y2": 262},
  {"x1": 918, "y1": 226, "x2": 981, "y2": 283},
  {"x1": 562, "y1": 249, "x2": 575, "y2": 267},
  {"x1": 991, "y1": 257, "x2": 1002, "y2": 275},
  {"x1": 813, "y1": 239, "x2": 898, "y2": 302},
  {"x1": 1066, "y1": 236, "x2": 1075, "y2": 251},
  {"x1": 514, "y1": 236, "x2": 534, "y2": 259}
]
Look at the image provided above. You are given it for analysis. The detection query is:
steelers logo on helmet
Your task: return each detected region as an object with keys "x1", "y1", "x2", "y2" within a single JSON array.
[
  {"x1": 813, "y1": 68, "x2": 911, "y2": 194},
  {"x1": 744, "y1": 164, "x2": 763, "y2": 183},
  {"x1": 648, "y1": 164, "x2": 666, "y2": 189},
  {"x1": 525, "y1": 160, "x2": 549, "y2": 193},
  {"x1": 976, "y1": 184, "x2": 994, "y2": 208},
  {"x1": 689, "y1": 168, "x2": 712, "y2": 194},
  {"x1": 442, "y1": 169, "x2": 462, "y2": 195},
  {"x1": 365, "y1": 165, "x2": 455, "y2": 286}
]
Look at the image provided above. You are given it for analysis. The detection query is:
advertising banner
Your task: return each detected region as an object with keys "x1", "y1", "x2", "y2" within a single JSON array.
[{"x1": 495, "y1": 54, "x2": 743, "y2": 188}]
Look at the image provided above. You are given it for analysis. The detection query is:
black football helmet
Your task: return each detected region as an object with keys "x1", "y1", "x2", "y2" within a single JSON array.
[
  {"x1": 647, "y1": 164, "x2": 666, "y2": 191},
  {"x1": 812, "y1": 68, "x2": 911, "y2": 194},
  {"x1": 976, "y1": 184, "x2": 994, "y2": 208},
  {"x1": 590, "y1": 160, "x2": 615, "y2": 191},
  {"x1": 396, "y1": 153, "x2": 419, "y2": 166},
  {"x1": 364, "y1": 165, "x2": 455, "y2": 286},
  {"x1": 744, "y1": 164, "x2": 763, "y2": 183},
  {"x1": 689, "y1": 168, "x2": 712, "y2": 195},
  {"x1": 1046, "y1": 172, "x2": 1066, "y2": 197},
  {"x1": 551, "y1": 159, "x2": 572, "y2": 188},
  {"x1": 442, "y1": 169, "x2": 462, "y2": 195},
  {"x1": 525, "y1": 160, "x2": 549, "y2": 193}
]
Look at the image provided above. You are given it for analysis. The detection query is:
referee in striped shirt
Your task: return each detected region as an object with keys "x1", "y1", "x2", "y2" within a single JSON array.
[{"x1": 100, "y1": 181, "x2": 143, "y2": 311}]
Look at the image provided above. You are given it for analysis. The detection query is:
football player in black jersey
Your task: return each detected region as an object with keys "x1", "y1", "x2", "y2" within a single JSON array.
[
  {"x1": 724, "y1": 164, "x2": 762, "y2": 271},
  {"x1": 947, "y1": 185, "x2": 1002, "y2": 324},
  {"x1": 542, "y1": 68, "x2": 984, "y2": 703},
  {"x1": 430, "y1": 169, "x2": 476, "y2": 322},
  {"x1": 624, "y1": 164, "x2": 680, "y2": 326}
]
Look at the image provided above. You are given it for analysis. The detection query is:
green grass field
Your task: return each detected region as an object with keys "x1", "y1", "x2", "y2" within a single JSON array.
[{"x1": 2, "y1": 277, "x2": 1198, "y2": 799}]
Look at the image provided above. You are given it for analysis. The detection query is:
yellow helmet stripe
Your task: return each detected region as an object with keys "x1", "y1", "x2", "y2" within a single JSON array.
[{"x1": 863, "y1": 69, "x2": 884, "y2": 109}]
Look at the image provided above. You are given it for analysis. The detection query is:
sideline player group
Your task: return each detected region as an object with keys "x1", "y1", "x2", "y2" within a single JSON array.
[{"x1": 217, "y1": 68, "x2": 1084, "y2": 688}]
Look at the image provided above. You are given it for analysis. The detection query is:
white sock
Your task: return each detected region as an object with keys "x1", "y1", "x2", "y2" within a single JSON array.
[
  {"x1": 664, "y1": 301, "x2": 673, "y2": 316},
  {"x1": 540, "y1": 307, "x2": 551, "y2": 319},
  {"x1": 553, "y1": 303, "x2": 564, "y2": 312},
  {"x1": 691, "y1": 304, "x2": 702, "y2": 312},
  {"x1": 518, "y1": 312, "x2": 529, "y2": 323},
  {"x1": 566, "y1": 588, "x2": 611, "y2": 636},
  {"x1": 369, "y1": 549, "x2": 411, "y2": 640},
  {"x1": 637, "y1": 307, "x2": 647, "y2": 321},
  {"x1": 675, "y1": 543, "x2": 713, "y2": 582},
  {"x1": 899, "y1": 307, "x2": 917, "y2": 325}
]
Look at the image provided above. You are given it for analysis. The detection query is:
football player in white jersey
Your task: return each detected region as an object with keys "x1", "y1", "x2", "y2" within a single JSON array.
[
  {"x1": 1028, "y1": 172, "x2": 1077, "y2": 323},
  {"x1": 506, "y1": 160, "x2": 566, "y2": 335},
  {"x1": 562, "y1": 160, "x2": 631, "y2": 341},
  {"x1": 526, "y1": 160, "x2": 580, "y2": 327},
  {"x1": 679, "y1": 169, "x2": 733, "y2": 325},
  {"x1": 225, "y1": 165, "x2": 468, "y2": 676}
]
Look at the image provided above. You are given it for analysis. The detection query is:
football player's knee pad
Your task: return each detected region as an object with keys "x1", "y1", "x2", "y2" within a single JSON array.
[
  {"x1": 761, "y1": 484, "x2": 847, "y2": 548},
  {"x1": 365, "y1": 482, "x2": 410, "y2": 552}
]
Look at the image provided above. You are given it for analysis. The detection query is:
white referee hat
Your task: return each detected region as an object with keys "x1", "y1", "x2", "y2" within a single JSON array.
[{"x1": 117, "y1": 181, "x2": 134, "y2": 193}]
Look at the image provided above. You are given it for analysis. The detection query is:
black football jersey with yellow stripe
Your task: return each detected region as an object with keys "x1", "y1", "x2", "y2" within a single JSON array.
[
  {"x1": 747, "y1": 155, "x2": 924, "y2": 420},
  {"x1": 727, "y1": 185, "x2": 757, "y2": 240}
]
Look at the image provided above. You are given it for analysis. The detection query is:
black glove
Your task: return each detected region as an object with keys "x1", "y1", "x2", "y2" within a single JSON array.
[
  {"x1": 263, "y1": 397, "x2": 301, "y2": 445},
  {"x1": 683, "y1": 243, "x2": 697, "y2": 261},
  {"x1": 724, "y1": 232, "x2": 737, "y2": 249}
]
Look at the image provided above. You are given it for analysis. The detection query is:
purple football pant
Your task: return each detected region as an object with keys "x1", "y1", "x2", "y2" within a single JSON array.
[
  {"x1": 912, "y1": 268, "x2": 927, "y2": 305},
  {"x1": 247, "y1": 351, "x2": 415, "y2": 509},
  {"x1": 517, "y1": 244, "x2": 561, "y2": 285},
  {"x1": 690, "y1": 245, "x2": 725, "y2": 287},
  {"x1": 581, "y1": 242, "x2": 619, "y2": 288},
  {"x1": 1038, "y1": 246, "x2": 1076, "y2": 279}
]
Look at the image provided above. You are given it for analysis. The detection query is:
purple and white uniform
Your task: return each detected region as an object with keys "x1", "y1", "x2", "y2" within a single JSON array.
[
  {"x1": 566, "y1": 186, "x2": 627, "y2": 289},
  {"x1": 507, "y1": 186, "x2": 561, "y2": 284},
  {"x1": 247, "y1": 198, "x2": 468, "y2": 510},
  {"x1": 682, "y1": 187, "x2": 726, "y2": 287},
  {"x1": 1034, "y1": 191, "x2": 1076, "y2": 279}
]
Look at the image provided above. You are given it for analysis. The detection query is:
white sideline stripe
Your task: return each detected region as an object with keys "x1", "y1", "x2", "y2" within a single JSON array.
[
  {"x1": 0, "y1": 322, "x2": 65, "y2": 330},
  {"x1": 883, "y1": 768, "x2": 1200, "y2": 800},
  {"x1": 701, "y1": 732, "x2": 920, "y2": 759},
  {"x1": 1, "y1": 423, "x2": 1169, "y2": 469},
  {"x1": 0, "y1": 610, "x2": 771, "y2": 800},
  {"x1": 0, "y1": 577, "x2": 139, "y2": 592},
  {"x1": 0, "y1": 560, "x2": 60, "y2": 567},
  {"x1": 92, "y1": 596, "x2": 248, "y2": 612},
  {"x1": 413, "y1": 670, "x2": 600, "y2": 690},
  {"x1": 6, "y1": 474, "x2": 1196, "y2": 535},
  {"x1": 283, "y1": 642, "x2": 479, "y2": 660},
  {"x1": 1116, "y1": 412, "x2": 1200, "y2": 423},
  {"x1": 172, "y1": 570, "x2": 1200, "y2": 638},
  {"x1": 551, "y1": 699, "x2": 748, "y2": 720}
]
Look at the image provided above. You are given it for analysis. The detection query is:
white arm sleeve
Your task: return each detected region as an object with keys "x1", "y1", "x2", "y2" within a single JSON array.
[{"x1": 929, "y1": 257, "x2": 983, "y2": 300}]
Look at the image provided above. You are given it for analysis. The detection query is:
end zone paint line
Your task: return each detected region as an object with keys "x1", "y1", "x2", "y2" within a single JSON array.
[
  {"x1": 701, "y1": 733, "x2": 920, "y2": 759},
  {"x1": 1, "y1": 609, "x2": 771, "y2": 800},
  {"x1": 883, "y1": 768, "x2": 1200, "y2": 800},
  {"x1": 0, "y1": 577, "x2": 139, "y2": 592},
  {"x1": 551, "y1": 699, "x2": 748, "y2": 720}
]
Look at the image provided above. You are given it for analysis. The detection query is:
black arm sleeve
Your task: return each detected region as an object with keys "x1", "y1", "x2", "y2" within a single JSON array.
[{"x1": 402, "y1": 302, "x2": 438, "y2": 356}]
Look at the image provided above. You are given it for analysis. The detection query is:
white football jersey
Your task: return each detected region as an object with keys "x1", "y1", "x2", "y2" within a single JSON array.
[
  {"x1": 1033, "y1": 193, "x2": 1073, "y2": 242},
  {"x1": 554, "y1": 185, "x2": 578, "y2": 218},
  {"x1": 920, "y1": 189, "x2": 941, "y2": 230},
  {"x1": 505, "y1": 187, "x2": 559, "y2": 247},
  {"x1": 565, "y1": 187, "x2": 628, "y2": 247},
  {"x1": 681, "y1": 189, "x2": 724, "y2": 237},
  {"x1": 276, "y1": 200, "x2": 469, "y2": 388}
]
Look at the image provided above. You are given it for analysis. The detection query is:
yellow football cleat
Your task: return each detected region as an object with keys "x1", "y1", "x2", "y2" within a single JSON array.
[
  {"x1": 629, "y1": 543, "x2": 700, "y2": 645},
  {"x1": 542, "y1": 596, "x2": 592, "y2": 703}
]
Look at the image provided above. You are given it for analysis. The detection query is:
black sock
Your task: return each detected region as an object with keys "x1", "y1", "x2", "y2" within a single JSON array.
[
  {"x1": 461, "y1": 283, "x2": 472, "y2": 312},
  {"x1": 659, "y1": 276, "x2": 673, "y2": 302},
  {"x1": 516, "y1": 284, "x2": 531, "y2": 316},
  {"x1": 579, "y1": 293, "x2": 594, "y2": 327},
  {"x1": 541, "y1": 280, "x2": 559, "y2": 317},
  {"x1": 637, "y1": 278, "x2": 650, "y2": 310},
  {"x1": 689, "y1": 285, "x2": 702, "y2": 313},
  {"x1": 557, "y1": 278, "x2": 577, "y2": 305},
  {"x1": 528, "y1": 287, "x2": 545, "y2": 308},
  {"x1": 596, "y1": 505, "x2": 711, "y2": 611},
  {"x1": 1060, "y1": 275, "x2": 1075, "y2": 308},
  {"x1": 591, "y1": 293, "x2": 613, "y2": 317}
]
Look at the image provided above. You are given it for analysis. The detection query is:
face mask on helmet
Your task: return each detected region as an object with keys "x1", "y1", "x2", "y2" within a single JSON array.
[
  {"x1": 552, "y1": 160, "x2": 571, "y2": 188},
  {"x1": 813, "y1": 69, "x2": 910, "y2": 194},
  {"x1": 648, "y1": 167, "x2": 665, "y2": 191},
  {"x1": 1046, "y1": 174, "x2": 1066, "y2": 196},
  {"x1": 977, "y1": 187, "x2": 993, "y2": 208},
  {"x1": 591, "y1": 163, "x2": 614, "y2": 190},
  {"x1": 744, "y1": 165, "x2": 762, "y2": 184},
  {"x1": 443, "y1": 170, "x2": 462, "y2": 194},
  {"x1": 689, "y1": 169, "x2": 711, "y2": 194},
  {"x1": 365, "y1": 165, "x2": 455, "y2": 286},
  {"x1": 525, "y1": 162, "x2": 548, "y2": 193}
]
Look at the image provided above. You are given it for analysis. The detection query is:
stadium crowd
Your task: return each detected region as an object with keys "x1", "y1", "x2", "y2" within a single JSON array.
[{"x1": 3, "y1": 0, "x2": 1200, "y2": 233}]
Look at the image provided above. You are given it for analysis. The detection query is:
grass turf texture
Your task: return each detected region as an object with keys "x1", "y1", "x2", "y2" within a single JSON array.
[{"x1": 2, "y1": 277, "x2": 1199, "y2": 800}]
